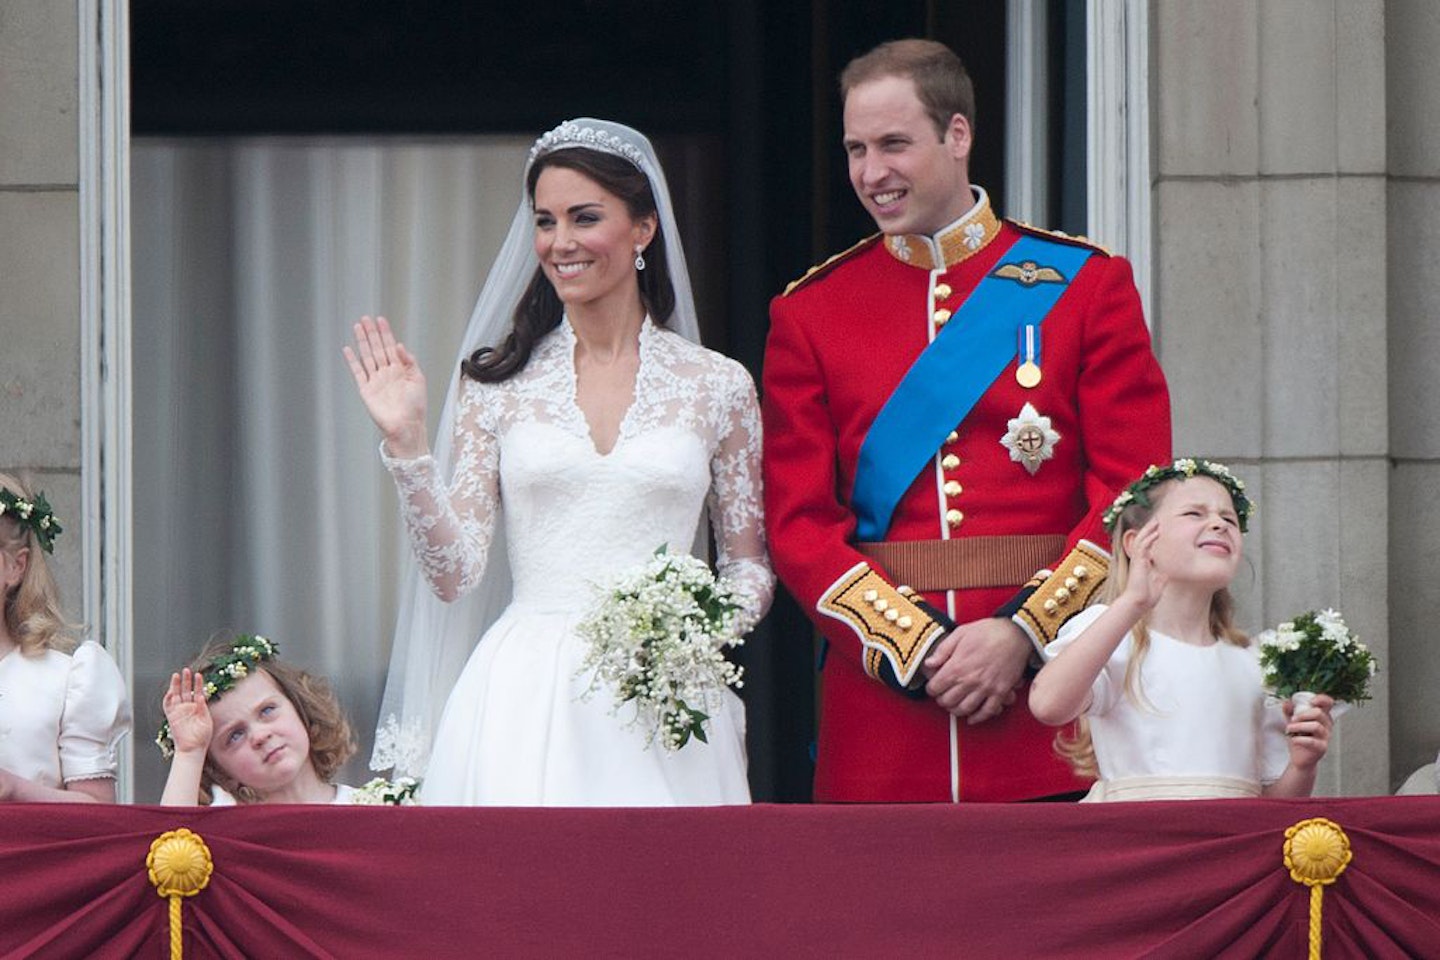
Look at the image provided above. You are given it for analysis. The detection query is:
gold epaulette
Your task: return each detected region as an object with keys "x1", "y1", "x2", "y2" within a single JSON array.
[
  {"x1": 781, "y1": 234, "x2": 883, "y2": 297},
  {"x1": 817, "y1": 562, "x2": 947, "y2": 689},
  {"x1": 1013, "y1": 540, "x2": 1111, "y2": 649},
  {"x1": 1006, "y1": 219, "x2": 1113, "y2": 257}
]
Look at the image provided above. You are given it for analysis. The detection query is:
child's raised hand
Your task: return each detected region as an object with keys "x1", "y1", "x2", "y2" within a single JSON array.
[
  {"x1": 162, "y1": 668, "x2": 214, "y2": 756},
  {"x1": 1283, "y1": 693, "x2": 1335, "y2": 770},
  {"x1": 1119, "y1": 517, "x2": 1168, "y2": 610}
]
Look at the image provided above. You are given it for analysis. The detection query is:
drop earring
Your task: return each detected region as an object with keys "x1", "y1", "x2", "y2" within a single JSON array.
[{"x1": 634, "y1": 245, "x2": 646, "y2": 271}]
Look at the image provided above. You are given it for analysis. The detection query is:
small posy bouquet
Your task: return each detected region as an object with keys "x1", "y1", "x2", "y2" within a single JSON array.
[
  {"x1": 1257, "y1": 609, "x2": 1376, "y2": 706},
  {"x1": 577, "y1": 546, "x2": 744, "y2": 751},
  {"x1": 350, "y1": 776, "x2": 421, "y2": 806}
]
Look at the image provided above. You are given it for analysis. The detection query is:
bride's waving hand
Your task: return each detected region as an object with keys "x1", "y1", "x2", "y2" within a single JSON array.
[{"x1": 344, "y1": 315, "x2": 430, "y2": 459}]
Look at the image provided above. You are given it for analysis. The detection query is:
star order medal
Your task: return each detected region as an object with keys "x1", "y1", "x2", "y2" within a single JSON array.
[{"x1": 1000, "y1": 402, "x2": 1061, "y2": 475}]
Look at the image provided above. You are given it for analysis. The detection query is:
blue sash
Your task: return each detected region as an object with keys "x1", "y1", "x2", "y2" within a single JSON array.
[{"x1": 852, "y1": 235, "x2": 1094, "y2": 540}]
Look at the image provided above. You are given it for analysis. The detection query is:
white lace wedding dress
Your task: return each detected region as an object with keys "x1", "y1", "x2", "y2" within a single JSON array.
[{"x1": 383, "y1": 318, "x2": 773, "y2": 805}]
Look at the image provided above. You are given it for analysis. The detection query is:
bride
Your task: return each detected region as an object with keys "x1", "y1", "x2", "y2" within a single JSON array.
[{"x1": 344, "y1": 119, "x2": 773, "y2": 805}]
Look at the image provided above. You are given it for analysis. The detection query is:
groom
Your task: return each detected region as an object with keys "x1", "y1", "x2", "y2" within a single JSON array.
[{"x1": 762, "y1": 39, "x2": 1171, "y2": 802}]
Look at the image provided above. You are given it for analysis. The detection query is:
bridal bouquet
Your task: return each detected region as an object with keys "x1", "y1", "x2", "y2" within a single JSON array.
[
  {"x1": 577, "y1": 546, "x2": 744, "y2": 751},
  {"x1": 1256, "y1": 609, "x2": 1376, "y2": 705},
  {"x1": 350, "y1": 776, "x2": 421, "y2": 806}
]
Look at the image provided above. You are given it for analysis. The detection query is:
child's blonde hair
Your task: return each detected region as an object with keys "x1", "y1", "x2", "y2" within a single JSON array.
[
  {"x1": 0, "y1": 472, "x2": 76, "y2": 655},
  {"x1": 176, "y1": 635, "x2": 357, "y2": 805},
  {"x1": 1055, "y1": 478, "x2": 1249, "y2": 778}
]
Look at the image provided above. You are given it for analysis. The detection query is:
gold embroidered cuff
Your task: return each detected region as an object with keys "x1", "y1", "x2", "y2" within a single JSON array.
[
  {"x1": 1013, "y1": 540, "x2": 1110, "y2": 651},
  {"x1": 818, "y1": 563, "x2": 946, "y2": 689}
]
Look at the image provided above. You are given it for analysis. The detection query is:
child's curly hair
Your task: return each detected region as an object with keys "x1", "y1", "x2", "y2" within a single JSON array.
[{"x1": 179, "y1": 635, "x2": 357, "y2": 804}]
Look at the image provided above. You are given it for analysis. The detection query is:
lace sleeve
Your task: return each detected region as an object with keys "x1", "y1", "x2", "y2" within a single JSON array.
[
  {"x1": 382, "y1": 379, "x2": 500, "y2": 602},
  {"x1": 708, "y1": 364, "x2": 775, "y2": 635}
]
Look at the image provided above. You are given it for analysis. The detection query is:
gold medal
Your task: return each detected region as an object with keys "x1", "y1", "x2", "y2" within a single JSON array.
[{"x1": 1016, "y1": 361, "x2": 1042, "y2": 389}]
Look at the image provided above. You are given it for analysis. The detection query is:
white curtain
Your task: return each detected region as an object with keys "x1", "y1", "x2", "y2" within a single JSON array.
[{"x1": 129, "y1": 136, "x2": 530, "y2": 799}]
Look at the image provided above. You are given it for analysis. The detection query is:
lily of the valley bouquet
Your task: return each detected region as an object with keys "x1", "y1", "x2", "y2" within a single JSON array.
[
  {"x1": 1257, "y1": 609, "x2": 1377, "y2": 710},
  {"x1": 350, "y1": 776, "x2": 421, "y2": 806},
  {"x1": 577, "y1": 546, "x2": 744, "y2": 751}
]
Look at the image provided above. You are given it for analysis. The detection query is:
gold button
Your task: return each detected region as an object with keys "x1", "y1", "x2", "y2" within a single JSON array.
[
  {"x1": 897, "y1": 616, "x2": 913, "y2": 630},
  {"x1": 933, "y1": 308, "x2": 952, "y2": 326},
  {"x1": 1073, "y1": 565, "x2": 1089, "y2": 580},
  {"x1": 1055, "y1": 587, "x2": 1071, "y2": 603},
  {"x1": 943, "y1": 480, "x2": 962, "y2": 497},
  {"x1": 1064, "y1": 577, "x2": 1079, "y2": 591},
  {"x1": 946, "y1": 430, "x2": 959, "y2": 444},
  {"x1": 863, "y1": 589, "x2": 878, "y2": 602},
  {"x1": 1043, "y1": 599, "x2": 1058, "y2": 614},
  {"x1": 873, "y1": 598, "x2": 888, "y2": 612},
  {"x1": 946, "y1": 509, "x2": 964, "y2": 528},
  {"x1": 883, "y1": 608, "x2": 899, "y2": 622},
  {"x1": 941, "y1": 453, "x2": 960, "y2": 471},
  {"x1": 896, "y1": 585, "x2": 914, "y2": 597},
  {"x1": 933, "y1": 282, "x2": 952, "y2": 301}
]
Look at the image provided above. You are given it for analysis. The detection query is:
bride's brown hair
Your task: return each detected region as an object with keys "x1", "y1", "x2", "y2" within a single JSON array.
[{"x1": 462, "y1": 147, "x2": 676, "y2": 384}]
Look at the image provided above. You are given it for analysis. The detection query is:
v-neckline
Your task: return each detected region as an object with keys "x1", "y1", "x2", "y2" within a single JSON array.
[{"x1": 564, "y1": 315, "x2": 649, "y2": 458}]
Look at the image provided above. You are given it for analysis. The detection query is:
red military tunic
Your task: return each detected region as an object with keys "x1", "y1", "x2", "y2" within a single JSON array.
[{"x1": 762, "y1": 189, "x2": 1171, "y2": 802}]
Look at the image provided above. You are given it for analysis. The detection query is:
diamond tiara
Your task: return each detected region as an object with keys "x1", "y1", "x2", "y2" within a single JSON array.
[{"x1": 528, "y1": 120, "x2": 646, "y2": 170}]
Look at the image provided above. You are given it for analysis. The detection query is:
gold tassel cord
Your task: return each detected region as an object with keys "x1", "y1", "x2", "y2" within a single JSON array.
[
  {"x1": 1283, "y1": 818, "x2": 1352, "y2": 960},
  {"x1": 146, "y1": 829, "x2": 214, "y2": 960}
]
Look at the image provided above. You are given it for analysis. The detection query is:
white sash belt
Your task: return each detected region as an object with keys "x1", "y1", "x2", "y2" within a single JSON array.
[{"x1": 1082, "y1": 775, "x2": 1261, "y2": 802}]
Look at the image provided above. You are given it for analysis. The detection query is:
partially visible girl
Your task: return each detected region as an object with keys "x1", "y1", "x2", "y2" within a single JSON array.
[
  {"x1": 1029, "y1": 459, "x2": 1333, "y2": 801},
  {"x1": 158, "y1": 634, "x2": 359, "y2": 805},
  {"x1": 0, "y1": 473, "x2": 131, "y2": 803}
]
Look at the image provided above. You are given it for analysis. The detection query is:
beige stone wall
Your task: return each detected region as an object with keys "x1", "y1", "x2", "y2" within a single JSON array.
[
  {"x1": 1386, "y1": 0, "x2": 1440, "y2": 788},
  {"x1": 1152, "y1": 0, "x2": 1393, "y2": 794},
  {"x1": 0, "y1": 2, "x2": 84, "y2": 608}
]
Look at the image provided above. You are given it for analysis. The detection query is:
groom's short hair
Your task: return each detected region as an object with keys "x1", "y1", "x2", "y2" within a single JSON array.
[{"x1": 840, "y1": 38, "x2": 976, "y2": 140}]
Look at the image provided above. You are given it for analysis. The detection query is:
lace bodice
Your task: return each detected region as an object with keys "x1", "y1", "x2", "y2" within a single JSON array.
[{"x1": 384, "y1": 319, "x2": 773, "y2": 630}]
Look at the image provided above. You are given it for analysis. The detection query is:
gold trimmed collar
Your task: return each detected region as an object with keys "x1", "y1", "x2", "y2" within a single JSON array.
[{"x1": 881, "y1": 187, "x2": 1001, "y2": 271}]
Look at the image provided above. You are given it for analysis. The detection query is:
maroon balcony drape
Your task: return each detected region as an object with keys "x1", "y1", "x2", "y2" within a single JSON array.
[{"x1": 2, "y1": 797, "x2": 1437, "y2": 959}]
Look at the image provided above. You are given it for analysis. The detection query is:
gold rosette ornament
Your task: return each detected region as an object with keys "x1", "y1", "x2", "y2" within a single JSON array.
[
  {"x1": 1283, "y1": 818, "x2": 1352, "y2": 960},
  {"x1": 147, "y1": 829, "x2": 214, "y2": 960}
]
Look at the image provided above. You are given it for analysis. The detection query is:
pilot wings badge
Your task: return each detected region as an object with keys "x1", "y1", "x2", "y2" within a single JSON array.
[
  {"x1": 1000, "y1": 402, "x2": 1060, "y2": 475},
  {"x1": 992, "y1": 260, "x2": 1066, "y2": 287}
]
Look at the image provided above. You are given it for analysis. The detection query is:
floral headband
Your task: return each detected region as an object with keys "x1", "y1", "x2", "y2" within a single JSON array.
[
  {"x1": 155, "y1": 634, "x2": 279, "y2": 760},
  {"x1": 1102, "y1": 458, "x2": 1253, "y2": 533},
  {"x1": 0, "y1": 487, "x2": 62, "y2": 554}
]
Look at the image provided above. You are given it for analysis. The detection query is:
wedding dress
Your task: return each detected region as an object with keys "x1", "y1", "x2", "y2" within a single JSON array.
[{"x1": 382, "y1": 317, "x2": 772, "y2": 805}]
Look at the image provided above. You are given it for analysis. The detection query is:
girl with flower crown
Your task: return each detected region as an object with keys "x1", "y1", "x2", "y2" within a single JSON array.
[
  {"x1": 1029, "y1": 459, "x2": 1334, "y2": 801},
  {"x1": 158, "y1": 634, "x2": 367, "y2": 804},
  {"x1": 0, "y1": 472, "x2": 131, "y2": 802},
  {"x1": 344, "y1": 119, "x2": 773, "y2": 805}
]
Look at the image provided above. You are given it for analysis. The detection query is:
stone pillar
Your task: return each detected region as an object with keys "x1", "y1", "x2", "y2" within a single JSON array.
[
  {"x1": 1386, "y1": 0, "x2": 1440, "y2": 789},
  {"x1": 0, "y1": 1, "x2": 83, "y2": 598},
  {"x1": 1152, "y1": 0, "x2": 1390, "y2": 794}
]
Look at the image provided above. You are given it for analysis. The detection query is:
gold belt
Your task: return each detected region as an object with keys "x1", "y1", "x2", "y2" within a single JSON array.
[{"x1": 857, "y1": 535, "x2": 1066, "y2": 592}]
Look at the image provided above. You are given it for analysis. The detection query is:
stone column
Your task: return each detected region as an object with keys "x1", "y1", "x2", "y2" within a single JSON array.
[
  {"x1": 0, "y1": 1, "x2": 83, "y2": 598},
  {"x1": 1386, "y1": 0, "x2": 1440, "y2": 790},
  {"x1": 1152, "y1": 0, "x2": 1390, "y2": 794}
]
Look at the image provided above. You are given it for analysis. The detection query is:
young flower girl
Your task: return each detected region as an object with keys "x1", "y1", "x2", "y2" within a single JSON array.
[
  {"x1": 0, "y1": 473, "x2": 131, "y2": 803},
  {"x1": 1029, "y1": 459, "x2": 1334, "y2": 801},
  {"x1": 158, "y1": 634, "x2": 359, "y2": 805}
]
